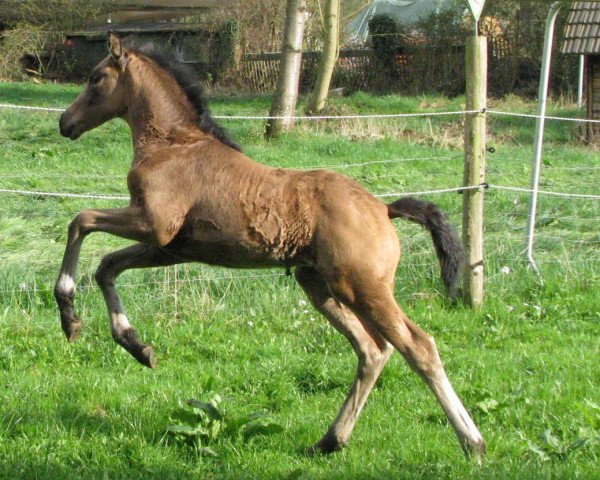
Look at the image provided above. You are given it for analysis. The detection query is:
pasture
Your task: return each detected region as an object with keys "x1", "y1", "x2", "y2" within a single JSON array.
[{"x1": 0, "y1": 82, "x2": 599, "y2": 479}]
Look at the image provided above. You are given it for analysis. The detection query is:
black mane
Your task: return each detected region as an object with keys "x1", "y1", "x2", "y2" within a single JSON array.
[{"x1": 132, "y1": 45, "x2": 241, "y2": 152}]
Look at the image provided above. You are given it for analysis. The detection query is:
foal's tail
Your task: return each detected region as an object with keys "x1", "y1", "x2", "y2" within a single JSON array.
[{"x1": 387, "y1": 197, "x2": 464, "y2": 299}]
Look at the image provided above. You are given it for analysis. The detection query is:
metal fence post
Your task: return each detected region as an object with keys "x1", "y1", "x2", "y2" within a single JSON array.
[
  {"x1": 577, "y1": 55, "x2": 585, "y2": 108},
  {"x1": 526, "y1": 1, "x2": 562, "y2": 276}
]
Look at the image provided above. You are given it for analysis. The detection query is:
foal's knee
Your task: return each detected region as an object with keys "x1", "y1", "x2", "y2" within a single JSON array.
[
  {"x1": 69, "y1": 210, "x2": 96, "y2": 237},
  {"x1": 357, "y1": 341, "x2": 393, "y2": 378}
]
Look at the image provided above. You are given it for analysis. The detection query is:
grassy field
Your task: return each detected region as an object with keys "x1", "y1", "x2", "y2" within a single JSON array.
[{"x1": 0, "y1": 82, "x2": 599, "y2": 479}]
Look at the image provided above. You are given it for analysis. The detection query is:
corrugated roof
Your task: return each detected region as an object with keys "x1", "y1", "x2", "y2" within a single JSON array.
[{"x1": 562, "y1": 2, "x2": 600, "y2": 54}]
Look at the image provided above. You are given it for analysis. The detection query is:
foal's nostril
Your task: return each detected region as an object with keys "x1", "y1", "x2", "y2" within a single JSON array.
[
  {"x1": 59, "y1": 113, "x2": 75, "y2": 138},
  {"x1": 59, "y1": 114, "x2": 70, "y2": 137}
]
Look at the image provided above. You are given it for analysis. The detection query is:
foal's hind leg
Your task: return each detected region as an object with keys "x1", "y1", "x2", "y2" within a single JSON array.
[
  {"x1": 295, "y1": 267, "x2": 393, "y2": 454},
  {"x1": 95, "y1": 243, "x2": 182, "y2": 368},
  {"x1": 333, "y1": 277, "x2": 485, "y2": 462}
]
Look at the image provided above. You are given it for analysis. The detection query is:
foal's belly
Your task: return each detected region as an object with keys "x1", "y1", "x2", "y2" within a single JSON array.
[
  {"x1": 162, "y1": 239, "x2": 285, "y2": 268},
  {"x1": 162, "y1": 225, "x2": 311, "y2": 269},
  {"x1": 160, "y1": 206, "x2": 314, "y2": 269}
]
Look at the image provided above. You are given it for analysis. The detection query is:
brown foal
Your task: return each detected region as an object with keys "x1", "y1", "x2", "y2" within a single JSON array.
[{"x1": 55, "y1": 33, "x2": 485, "y2": 461}]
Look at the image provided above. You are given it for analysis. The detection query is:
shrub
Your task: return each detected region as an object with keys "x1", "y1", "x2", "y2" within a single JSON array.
[{"x1": 0, "y1": 25, "x2": 58, "y2": 81}]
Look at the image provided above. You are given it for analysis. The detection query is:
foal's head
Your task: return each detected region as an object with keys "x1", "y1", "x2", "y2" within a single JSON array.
[
  {"x1": 60, "y1": 33, "x2": 241, "y2": 151},
  {"x1": 60, "y1": 33, "x2": 129, "y2": 140}
]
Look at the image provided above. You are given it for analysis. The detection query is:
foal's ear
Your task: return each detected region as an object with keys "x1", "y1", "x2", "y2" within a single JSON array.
[{"x1": 108, "y1": 32, "x2": 128, "y2": 66}]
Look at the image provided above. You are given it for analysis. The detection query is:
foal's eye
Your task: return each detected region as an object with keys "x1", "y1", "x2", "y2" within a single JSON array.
[{"x1": 89, "y1": 74, "x2": 102, "y2": 85}]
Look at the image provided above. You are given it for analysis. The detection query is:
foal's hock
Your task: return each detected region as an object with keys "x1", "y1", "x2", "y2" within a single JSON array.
[{"x1": 54, "y1": 33, "x2": 485, "y2": 461}]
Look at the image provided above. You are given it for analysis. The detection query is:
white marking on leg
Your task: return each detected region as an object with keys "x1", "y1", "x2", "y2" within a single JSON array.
[
  {"x1": 430, "y1": 371, "x2": 484, "y2": 446},
  {"x1": 111, "y1": 311, "x2": 132, "y2": 336},
  {"x1": 56, "y1": 234, "x2": 85, "y2": 296},
  {"x1": 102, "y1": 281, "x2": 132, "y2": 336},
  {"x1": 57, "y1": 273, "x2": 75, "y2": 294}
]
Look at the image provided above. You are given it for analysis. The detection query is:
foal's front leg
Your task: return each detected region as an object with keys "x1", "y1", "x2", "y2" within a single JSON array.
[{"x1": 54, "y1": 207, "x2": 155, "y2": 341}]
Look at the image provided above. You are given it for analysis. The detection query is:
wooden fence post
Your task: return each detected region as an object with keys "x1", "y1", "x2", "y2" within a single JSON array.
[{"x1": 462, "y1": 35, "x2": 487, "y2": 308}]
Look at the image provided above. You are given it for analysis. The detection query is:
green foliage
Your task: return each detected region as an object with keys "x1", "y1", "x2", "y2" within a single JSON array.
[
  {"x1": 414, "y1": 6, "x2": 469, "y2": 47},
  {"x1": 352, "y1": 1, "x2": 577, "y2": 97},
  {"x1": 165, "y1": 394, "x2": 284, "y2": 456},
  {"x1": 520, "y1": 414, "x2": 600, "y2": 463},
  {"x1": 368, "y1": 13, "x2": 412, "y2": 92},
  {"x1": 217, "y1": 19, "x2": 241, "y2": 69},
  {"x1": 369, "y1": 13, "x2": 399, "y2": 65}
]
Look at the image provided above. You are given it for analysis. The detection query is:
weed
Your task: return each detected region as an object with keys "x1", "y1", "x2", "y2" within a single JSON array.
[{"x1": 164, "y1": 394, "x2": 284, "y2": 457}]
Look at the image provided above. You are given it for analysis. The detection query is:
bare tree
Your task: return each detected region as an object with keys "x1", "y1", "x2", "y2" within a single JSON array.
[
  {"x1": 265, "y1": 0, "x2": 308, "y2": 138},
  {"x1": 305, "y1": 0, "x2": 340, "y2": 115},
  {"x1": 210, "y1": 0, "x2": 286, "y2": 54}
]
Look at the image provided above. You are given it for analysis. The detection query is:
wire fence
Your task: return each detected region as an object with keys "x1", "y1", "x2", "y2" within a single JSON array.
[
  {"x1": 6, "y1": 100, "x2": 600, "y2": 123},
  {"x1": 0, "y1": 102, "x2": 483, "y2": 119},
  {"x1": 0, "y1": 101, "x2": 598, "y2": 299},
  {"x1": 1, "y1": 184, "x2": 598, "y2": 201}
]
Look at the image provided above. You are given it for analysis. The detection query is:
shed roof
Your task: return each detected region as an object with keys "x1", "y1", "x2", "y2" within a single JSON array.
[
  {"x1": 562, "y1": 2, "x2": 600, "y2": 54},
  {"x1": 68, "y1": 22, "x2": 214, "y2": 39}
]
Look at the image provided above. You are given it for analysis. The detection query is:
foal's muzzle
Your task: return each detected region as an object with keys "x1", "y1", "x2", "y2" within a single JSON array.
[{"x1": 59, "y1": 112, "x2": 79, "y2": 140}]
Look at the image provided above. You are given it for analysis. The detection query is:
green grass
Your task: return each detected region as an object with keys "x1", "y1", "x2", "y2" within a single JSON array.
[{"x1": 0, "y1": 82, "x2": 599, "y2": 479}]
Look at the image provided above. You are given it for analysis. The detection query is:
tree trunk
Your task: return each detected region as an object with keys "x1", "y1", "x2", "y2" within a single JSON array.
[
  {"x1": 265, "y1": 0, "x2": 308, "y2": 138},
  {"x1": 305, "y1": 0, "x2": 340, "y2": 115}
]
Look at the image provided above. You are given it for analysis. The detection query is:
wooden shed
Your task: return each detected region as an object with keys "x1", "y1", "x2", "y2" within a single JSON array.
[
  {"x1": 1, "y1": 0, "x2": 235, "y2": 81},
  {"x1": 66, "y1": 22, "x2": 218, "y2": 79},
  {"x1": 562, "y1": 1, "x2": 600, "y2": 142}
]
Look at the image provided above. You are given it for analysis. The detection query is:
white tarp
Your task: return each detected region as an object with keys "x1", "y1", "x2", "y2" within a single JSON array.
[{"x1": 347, "y1": 0, "x2": 455, "y2": 43}]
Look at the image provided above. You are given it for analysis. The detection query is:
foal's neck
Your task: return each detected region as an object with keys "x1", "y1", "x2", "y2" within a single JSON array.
[{"x1": 124, "y1": 57, "x2": 201, "y2": 150}]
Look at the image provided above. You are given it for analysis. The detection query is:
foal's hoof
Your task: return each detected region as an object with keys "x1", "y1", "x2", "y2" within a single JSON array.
[
  {"x1": 61, "y1": 319, "x2": 82, "y2": 342},
  {"x1": 137, "y1": 346, "x2": 157, "y2": 369},
  {"x1": 115, "y1": 328, "x2": 158, "y2": 369},
  {"x1": 56, "y1": 289, "x2": 82, "y2": 342},
  {"x1": 307, "y1": 436, "x2": 344, "y2": 456},
  {"x1": 127, "y1": 342, "x2": 157, "y2": 369}
]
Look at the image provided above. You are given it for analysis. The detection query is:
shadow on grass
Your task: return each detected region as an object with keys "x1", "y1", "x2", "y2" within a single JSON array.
[
  {"x1": 0, "y1": 461, "x2": 197, "y2": 480},
  {"x1": 0, "y1": 457, "x2": 584, "y2": 480}
]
